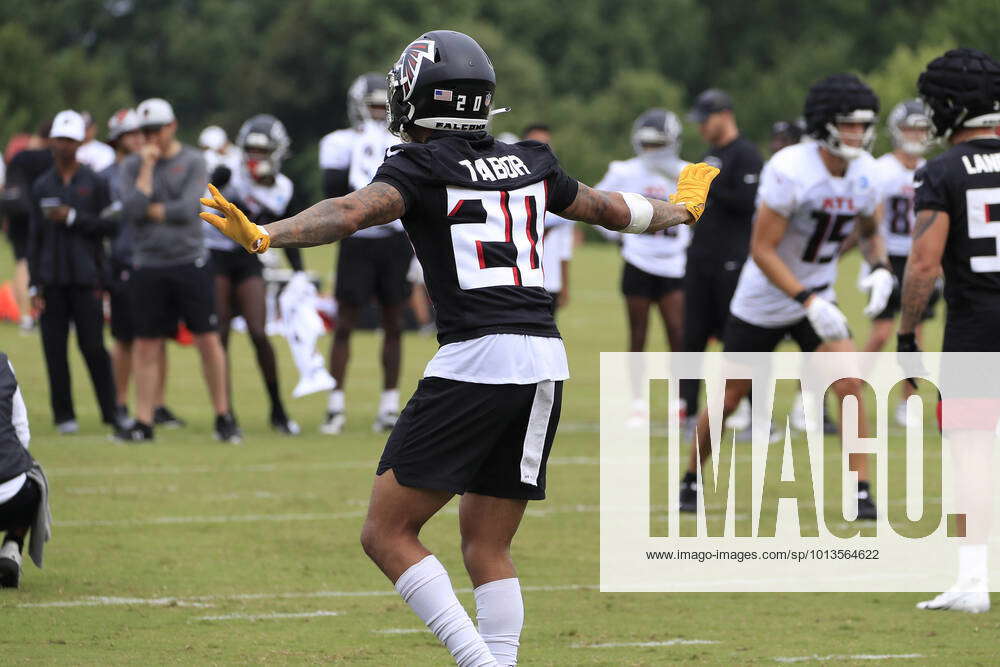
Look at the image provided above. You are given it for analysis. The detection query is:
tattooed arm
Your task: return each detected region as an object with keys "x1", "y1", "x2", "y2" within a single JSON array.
[
  {"x1": 855, "y1": 211, "x2": 889, "y2": 268},
  {"x1": 899, "y1": 209, "x2": 948, "y2": 334},
  {"x1": 560, "y1": 182, "x2": 692, "y2": 233},
  {"x1": 264, "y1": 182, "x2": 406, "y2": 248}
]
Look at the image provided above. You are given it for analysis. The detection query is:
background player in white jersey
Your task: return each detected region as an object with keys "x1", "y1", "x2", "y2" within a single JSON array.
[
  {"x1": 203, "y1": 114, "x2": 301, "y2": 436},
  {"x1": 201, "y1": 29, "x2": 718, "y2": 666},
  {"x1": 318, "y1": 73, "x2": 412, "y2": 434},
  {"x1": 860, "y1": 99, "x2": 937, "y2": 425},
  {"x1": 600, "y1": 110, "x2": 689, "y2": 354},
  {"x1": 597, "y1": 109, "x2": 689, "y2": 419},
  {"x1": 680, "y1": 74, "x2": 895, "y2": 519}
]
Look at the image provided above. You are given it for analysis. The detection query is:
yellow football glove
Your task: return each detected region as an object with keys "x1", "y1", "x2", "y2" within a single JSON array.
[
  {"x1": 669, "y1": 162, "x2": 721, "y2": 222},
  {"x1": 199, "y1": 183, "x2": 270, "y2": 254}
]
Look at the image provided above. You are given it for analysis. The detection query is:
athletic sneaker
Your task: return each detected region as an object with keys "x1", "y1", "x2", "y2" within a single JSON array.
[
  {"x1": 271, "y1": 415, "x2": 301, "y2": 436},
  {"x1": 113, "y1": 421, "x2": 154, "y2": 443},
  {"x1": 857, "y1": 482, "x2": 877, "y2": 521},
  {"x1": 115, "y1": 404, "x2": 134, "y2": 430},
  {"x1": 0, "y1": 541, "x2": 22, "y2": 588},
  {"x1": 319, "y1": 411, "x2": 345, "y2": 435},
  {"x1": 214, "y1": 413, "x2": 243, "y2": 444},
  {"x1": 679, "y1": 476, "x2": 699, "y2": 513},
  {"x1": 917, "y1": 584, "x2": 990, "y2": 613},
  {"x1": 56, "y1": 419, "x2": 79, "y2": 435},
  {"x1": 373, "y1": 411, "x2": 399, "y2": 432},
  {"x1": 153, "y1": 406, "x2": 186, "y2": 429}
]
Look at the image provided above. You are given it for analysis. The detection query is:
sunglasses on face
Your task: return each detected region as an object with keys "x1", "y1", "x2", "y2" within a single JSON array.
[{"x1": 141, "y1": 125, "x2": 164, "y2": 135}]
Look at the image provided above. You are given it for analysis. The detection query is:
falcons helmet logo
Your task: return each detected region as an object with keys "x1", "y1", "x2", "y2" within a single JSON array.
[{"x1": 396, "y1": 39, "x2": 436, "y2": 100}]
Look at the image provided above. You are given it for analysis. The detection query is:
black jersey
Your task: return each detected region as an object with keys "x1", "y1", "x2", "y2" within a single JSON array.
[
  {"x1": 373, "y1": 133, "x2": 579, "y2": 344},
  {"x1": 687, "y1": 135, "x2": 762, "y2": 263},
  {"x1": 914, "y1": 138, "x2": 1000, "y2": 311}
]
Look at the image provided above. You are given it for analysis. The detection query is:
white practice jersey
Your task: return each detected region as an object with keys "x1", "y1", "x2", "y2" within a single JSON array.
[
  {"x1": 875, "y1": 152, "x2": 924, "y2": 257},
  {"x1": 542, "y1": 214, "x2": 574, "y2": 293},
  {"x1": 319, "y1": 120, "x2": 403, "y2": 238},
  {"x1": 203, "y1": 168, "x2": 294, "y2": 252},
  {"x1": 203, "y1": 145, "x2": 242, "y2": 178},
  {"x1": 76, "y1": 140, "x2": 116, "y2": 173},
  {"x1": 730, "y1": 142, "x2": 880, "y2": 327},
  {"x1": 595, "y1": 155, "x2": 690, "y2": 278}
]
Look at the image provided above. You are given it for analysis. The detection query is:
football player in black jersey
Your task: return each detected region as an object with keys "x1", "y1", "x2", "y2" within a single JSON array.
[
  {"x1": 202, "y1": 30, "x2": 718, "y2": 666},
  {"x1": 899, "y1": 47, "x2": 1000, "y2": 614}
]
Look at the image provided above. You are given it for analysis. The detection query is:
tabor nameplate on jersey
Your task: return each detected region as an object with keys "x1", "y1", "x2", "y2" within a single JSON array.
[{"x1": 458, "y1": 155, "x2": 533, "y2": 183}]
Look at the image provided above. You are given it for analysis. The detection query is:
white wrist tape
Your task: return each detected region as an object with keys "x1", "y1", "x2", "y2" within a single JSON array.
[{"x1": 619, "y1": 192, "x2": 653, "y2": 234}]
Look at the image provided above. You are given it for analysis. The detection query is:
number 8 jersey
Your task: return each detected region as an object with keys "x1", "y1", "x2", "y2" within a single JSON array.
[
  {"x1": 373, "y1": 133, "x2": 579, "y2": 345},
  {"x1": 729, "y1": 142, "x2": 880, "y2": 328}
]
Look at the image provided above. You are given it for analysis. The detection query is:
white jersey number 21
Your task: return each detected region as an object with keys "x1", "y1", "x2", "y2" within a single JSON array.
[{"x1": 447, "y1": 183, "x2": 547, "y2": 290}]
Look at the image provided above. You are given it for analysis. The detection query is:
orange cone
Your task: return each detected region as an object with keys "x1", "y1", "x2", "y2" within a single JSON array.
[{"x1": 0, "y1": 282, "x2": 21, "y2": 323}]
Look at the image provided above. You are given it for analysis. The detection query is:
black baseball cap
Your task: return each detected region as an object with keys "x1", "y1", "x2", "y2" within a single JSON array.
[{"x1": 688, "y1": 89, "x2": 733, "y2": 123}]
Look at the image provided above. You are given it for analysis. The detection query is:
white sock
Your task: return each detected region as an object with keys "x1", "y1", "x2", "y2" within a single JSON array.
[
  {"x1": 474, "y1": 578, "x2": 523, "y2": 666},
  {"x1": 958, "y1": 544, "x2": 988, "y2": 587},
  {"x1": 380, "y1": 389, "x2": 399, "y2": 414},
  {"x1": 327, "y1": 390, "x2": 344, "y2": 413},
  {"x1": 395, "y1": 555, "x2": 497, "y2": 667}
]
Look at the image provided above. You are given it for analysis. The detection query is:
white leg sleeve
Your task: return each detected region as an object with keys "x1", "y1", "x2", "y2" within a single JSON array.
[
  {"x1": 474, "y1": 577, "x2": 523, "y2": 666},
  {"x1": 395, "y1": 555, "x2": 498, "y2": 667}
]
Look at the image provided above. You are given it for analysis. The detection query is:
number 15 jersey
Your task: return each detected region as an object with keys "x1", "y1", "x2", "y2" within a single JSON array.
[
  {"x1": 729, "y1": 142, "x2": 880, "y2": 327},
  {"x1": 373, "y1": 133, "x2": 579, "y2": 345}
]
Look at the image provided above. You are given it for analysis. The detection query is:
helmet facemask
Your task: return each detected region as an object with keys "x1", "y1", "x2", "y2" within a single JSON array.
[
  {"x1": 632, "y1": 109, "x2": 682, "y2": 175},
  {"x1": 822, "y1": 109, "x2": 876, "y2": 161}
]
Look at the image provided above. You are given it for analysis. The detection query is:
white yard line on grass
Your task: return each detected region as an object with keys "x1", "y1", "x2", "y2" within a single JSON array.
[
  {"x1": 573, "y1": 639, "x2": 720, "y2": 648},
  {"x1": 773, "y1": 655, "x2": 925, "y2": 663},
  {"x1": 195, "y1": 610, "x2": 342, "y2": 622},
  {"x1": 55, "y1": 511, "x2": 367, "y2": 528},
  {"x1": 19, "y1": 584, "x2": 597, "y2": 609},
  {"x1": 372, "y1": 628, "x2": 427, "y2": 634}
]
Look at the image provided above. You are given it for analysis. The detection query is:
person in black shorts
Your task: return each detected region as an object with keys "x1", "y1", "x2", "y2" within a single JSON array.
[
  {"x1": 319, "y1": 73, "x2": 412, "y2": 434},
  {"x1": 119, "y1": 98, "x2": 237, "y2": 443},
  {"x1": 204, "y1": 114, "x2": 301, "y2": 435},
  {"x1": 102, "y1": 108, "x2": 184, "y2": 431},
  {"x1": 202, "y1": 29, "x2": 718, "y2": 666},
  {"x1": 899, "y1": 47, "x2": 1000, "y2": 614}
]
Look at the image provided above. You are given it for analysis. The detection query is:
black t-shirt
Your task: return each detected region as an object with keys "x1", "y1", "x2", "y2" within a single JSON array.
[
  {"x1": 687, "y1": 135, "x2": 763, "y2": 262},
  {"x1": 373, "y1": 132, "x2": 579, "y2": 344},
  {"x1": 914, "y1": 138, "x2": 1000, "y2": 313},
  {"x1": 2, "y1": 149, "x2": 54, "y2": 222}
]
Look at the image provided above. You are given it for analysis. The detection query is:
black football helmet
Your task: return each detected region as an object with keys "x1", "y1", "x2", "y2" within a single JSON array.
[
  {"x1": 348, "y1": 73, "x2": 389, "y2": 127},
  {"x1": 803, "y1": 73, "x2": 879, "y2": 160},
  {"x1": 887, "y1": 99, "x2": 933, "y2": 155},
  {"x1": 387, "y1": 30, "x2": 496, "y2": 141},
  {"x1": 236, "y1": 114, "x2": 290, "y2": 184},
  {"x1": 918, "y1": 47, "x2": 1000, "y2": 138}
]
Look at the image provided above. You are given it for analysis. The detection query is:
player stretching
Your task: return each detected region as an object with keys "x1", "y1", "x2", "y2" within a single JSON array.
[
  {"x1": 861, "y1": 100, "x2": 938, "y2": 426},
  {"x1": 201, "y1": 30, "x2": 718, "y2": 666},
  {"x1": 679, "y1": 74, "x2": 894, "y2": 519},
  {"x1": 901, "y1": 47, "x2": 1000, "y2": 614}
]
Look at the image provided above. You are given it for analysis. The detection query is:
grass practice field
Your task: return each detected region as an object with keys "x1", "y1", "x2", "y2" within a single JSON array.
[{"x1": 1, "y1": 240, "x2": 998, "y2": 665}]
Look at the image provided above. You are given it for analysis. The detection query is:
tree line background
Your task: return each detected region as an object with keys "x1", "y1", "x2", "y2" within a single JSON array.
[{"x1": 1, "y1": 0, "x2": 994, "y2": 206}]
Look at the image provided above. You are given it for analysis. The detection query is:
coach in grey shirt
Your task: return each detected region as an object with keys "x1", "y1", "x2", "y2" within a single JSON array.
[{"x1": 117, "y1": 98, "x2": 238, "y2": 443}]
